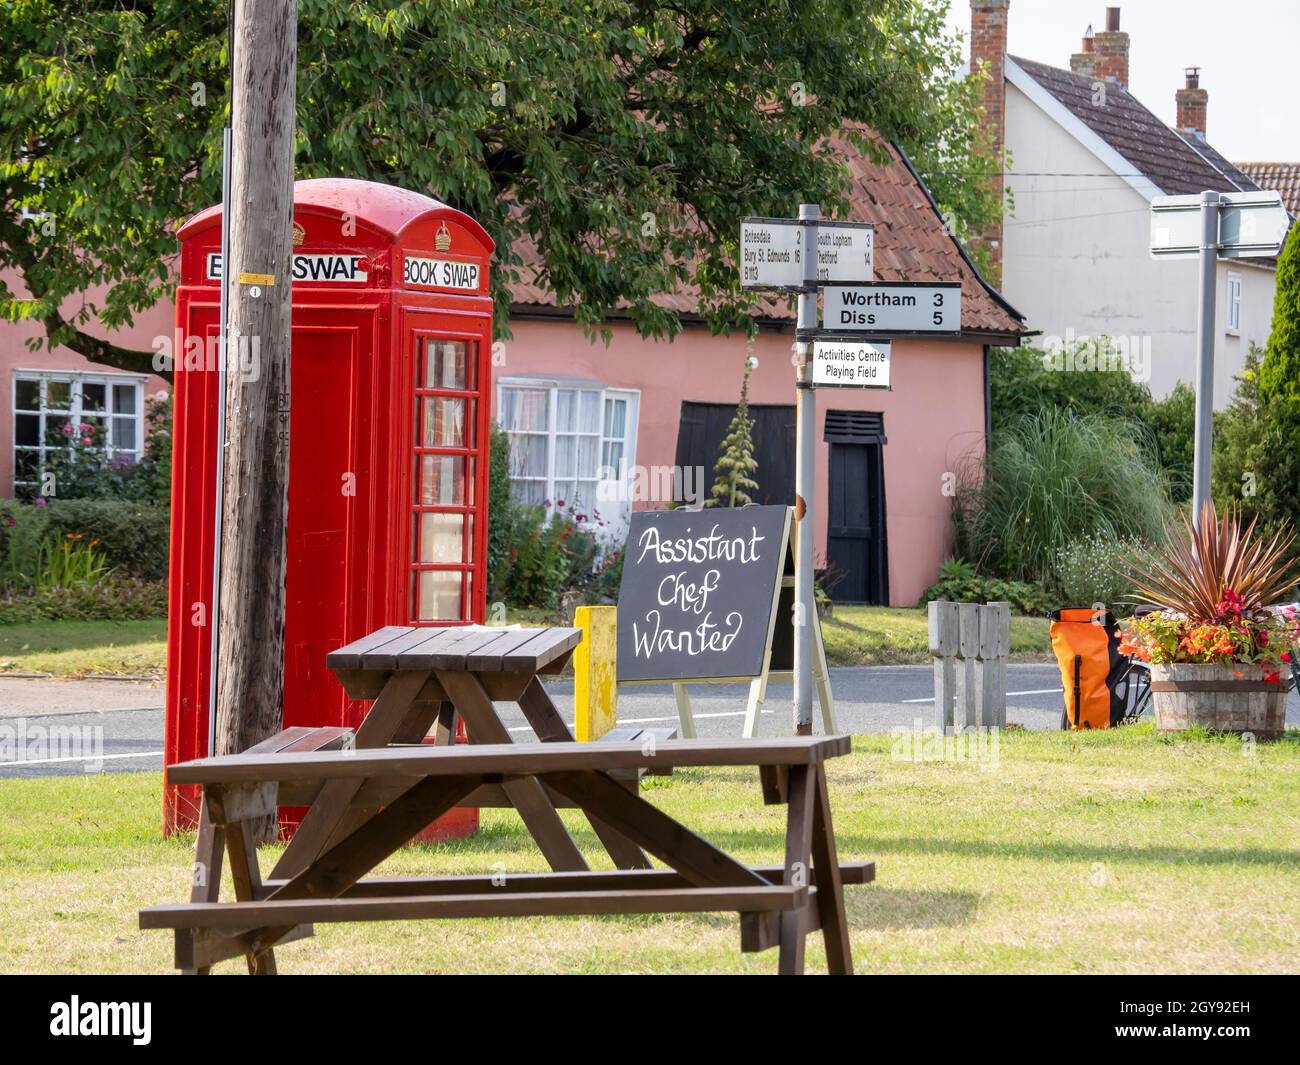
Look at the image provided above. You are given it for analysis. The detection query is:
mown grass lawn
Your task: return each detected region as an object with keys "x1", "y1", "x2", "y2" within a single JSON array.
[
  {"x1": 822, "y1": 605, "x2": 1050, "y2": 665},
  {"x1": 0, "y1": 608, "x2": 1051, "y2": 678},
  {"x1": 0, "y1": 619, "x2": 167, "y2": 678},
  {"x1": 1, "y1": 723, "x2": 1295, "y2": 974}
]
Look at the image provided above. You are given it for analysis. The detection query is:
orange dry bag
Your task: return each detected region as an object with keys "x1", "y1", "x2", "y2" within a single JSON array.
[{"x1": 1048, "y1": 609, "x2": 1127, "y2": 729}]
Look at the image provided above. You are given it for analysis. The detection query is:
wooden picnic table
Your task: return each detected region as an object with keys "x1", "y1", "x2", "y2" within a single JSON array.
[{"x1": 142, "y1": 733, "x2": 870, "y2": 974}]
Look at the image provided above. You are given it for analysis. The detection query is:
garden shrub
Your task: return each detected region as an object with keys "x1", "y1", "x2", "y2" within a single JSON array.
[
  {"x1": 1051, "y1": 533, "x2": 1149, "y2": 616},
  {"x1": 917, "y1": 558, "x2": 1051, "y2": 617},
  {"x1": 954, "y1": 409, "x2": 1172, "y2": 586},
  {"x1": 485, "y1": 423, "x2": 514, "y2": 603},
  {"x1": 0, "y1": 576, "x2": 167, "y2": 623}
]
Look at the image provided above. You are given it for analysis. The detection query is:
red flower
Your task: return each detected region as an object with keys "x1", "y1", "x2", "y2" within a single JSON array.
[{"x1": 1283, "y1": 652, "x2": 1293, "y2": 663}]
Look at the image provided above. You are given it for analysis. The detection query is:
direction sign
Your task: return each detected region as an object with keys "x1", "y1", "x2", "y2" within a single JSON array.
[
  {"x1": 821, "y1": 282, "x2": 961, "y2": 334},
  {"x1": 740, "y1": 218, "x2": 874, "y2": 290},
  {"x1": 1150, "y1": 190, "x2": 1291, "y2": 259},
  {"x1": 812, "y1": 339, "x2": 891, "y2": 389}
]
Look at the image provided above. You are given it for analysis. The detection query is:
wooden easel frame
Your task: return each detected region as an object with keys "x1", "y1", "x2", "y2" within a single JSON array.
[{"x1": 617, "y1": 506, "x2": 836, "y2": 739}]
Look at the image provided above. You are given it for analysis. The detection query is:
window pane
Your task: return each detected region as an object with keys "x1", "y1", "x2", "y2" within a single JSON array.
[
  {"x1": 14, "y1": 449, "x2": 39, "y2": 480},
  {"x1": 47, "y1": 381, "x2": 72, "y2": 410},
  {"x1": 556, "y1": 390, "x2": 576, "y2": 431},
  {"x1": 417, "y1": 454, "x2": 468, "y2": 505},
  {"x1": 81, "y1": 383, "x2": 106, "y2": 412},
  {"x1": 45, "y1": 415, "x2": 69, "y2": 442},
  {"x1": 604, "y1": 397, "x2": 626, "y2": 439},
  {"x1": 555, "y1": 480, "x2": 577, "y2": 506},
  {"x1": 423, "y1": 397, "x2": 466, "y2": 447},
  {"x1": 509, "y1": 434, "x2": 547, "y2": 478},
  {"x1": 415, "y1": 570, "x2": 463, "y2": 621},
  {"x1": 15, "y1": 380, "x2": 40, "y2": 411},
  {"x1": 579, "y1": 391, "x2": 600, "y2": 433},
  {"x1": 112, "y1": 384, "x2": 136, "y2": 414},
  {"x1": 416, "y1": 512, "x2": 469, "y2": 564},
  {"x1": 513, "y1": 480, "x2": 546, "y2": 507},
  {"x1": 423, "y1": 339, "x2": 469, "y2": 390},
  {"x1": 555, "y1": 435, "x2": 576, "y2": 477},
  {"x1": 14, "y1": 414, "x2": 39, "y2": 446},
  {"x1": 111, "y1": 417, "x2": 134, "y2": 449},
  {"x1": 602, "y1": 441, "x2": 624, "y2": 478},
  {"x1": 577, "y1": 436, "x2": 599, "y2": 478},
  {"x1": 501, "y1": 387, "x2": 548, "y2": 432}
]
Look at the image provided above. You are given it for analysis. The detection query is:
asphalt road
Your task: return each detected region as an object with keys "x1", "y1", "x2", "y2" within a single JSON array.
[{"x1": 3, "y1": 667, "x2": 1298, "y2": 780}]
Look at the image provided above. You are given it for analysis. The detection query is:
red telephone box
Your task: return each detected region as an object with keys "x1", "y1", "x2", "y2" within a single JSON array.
[{"x1": 164, "y1": 178, "x2": 494, "y2": 834}]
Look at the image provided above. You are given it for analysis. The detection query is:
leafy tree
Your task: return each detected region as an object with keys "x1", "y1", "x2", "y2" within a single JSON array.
[
  {"x1": 1148, "y1": 383, "x2": 1195, "y2": 503},
  {"x1": 2, "y1": 0, "x2": 999, "y2": 375},
  {"x1": 1258, "y1": 223, "x2": 1300, "y2": 404},
  {"x1": 989, "y1": 345, "x2": 1155, "y2": 435},
  {"x1": 708, "y1": 355, "x2": 759, "y2": 507}
]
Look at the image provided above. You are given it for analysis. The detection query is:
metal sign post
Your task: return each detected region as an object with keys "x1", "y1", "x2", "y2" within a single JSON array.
[
  {"x1": 793, "y1": 203, "x2": 819, "y2": 735},
  {"x1": 1150, "y1": 188, "x2": 1289, "y2": 525}
]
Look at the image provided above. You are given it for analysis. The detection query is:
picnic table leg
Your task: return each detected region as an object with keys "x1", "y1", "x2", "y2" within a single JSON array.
[
  {"x1": 778, "y1": 765, "x2": 815, "y2": 976},
  {"x1": 436, "y1": 670, "x2": 588, "y2": 873},
  {"x1": 518, "y1": 677, "x2": 651, "y2": 870},
  {"x1": 224, "y1": 817, "x2": 277, "y2": 975},
  {"x1": 179, "y1": 805, "x2": 225, "y2": 975},
  {"x1": 811, "y1": 765, "x2": 853, "y2": 975}
]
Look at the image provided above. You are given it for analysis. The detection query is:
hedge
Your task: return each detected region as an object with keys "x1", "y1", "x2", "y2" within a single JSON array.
[{"x1": 0, "y1": 499, "x2": 170, "y2": 581}]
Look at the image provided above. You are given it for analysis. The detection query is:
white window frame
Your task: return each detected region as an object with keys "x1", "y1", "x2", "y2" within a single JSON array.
[
  {"x1": 11, "y1": 369, "x2": 147, "y2": 494},
  {"x1": 497, "y1": 376, "x2": 639, "y2": 524},
  {"x1": 1226, "y1": 273, "x2": 1242, "y2": 335}
]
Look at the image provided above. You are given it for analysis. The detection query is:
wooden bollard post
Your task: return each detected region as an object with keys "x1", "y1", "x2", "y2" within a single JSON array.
[
  {"x1": 975, "y1": 602, "x2": 1010, "y2": 728},
  {"x1": 955, "y1": 602, "x2": 981, "y2": 730},
  {"x1": 928, "y1": 601, "x2": 959, "y2": 732}
]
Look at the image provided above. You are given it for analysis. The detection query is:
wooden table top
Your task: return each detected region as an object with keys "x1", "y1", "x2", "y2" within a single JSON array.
[
  {"x1": 168, "y1": 736, "x2": 853, "y2": 786},
  {"x1": 327, "y1": 625, "x2": 582, "y2": 674}
]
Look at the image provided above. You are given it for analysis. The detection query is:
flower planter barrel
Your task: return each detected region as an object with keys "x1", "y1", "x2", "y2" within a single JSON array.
[{"x1": 1149, "y1": 663, "x2": 1288, "y2": 740}]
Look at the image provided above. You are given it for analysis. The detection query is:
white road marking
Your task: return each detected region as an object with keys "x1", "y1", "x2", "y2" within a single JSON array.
[
  {"x1": 0, "y1": 749, "x2": 164, "y2": 769},
  {"x1": 901, "y1": 687, "x2": 1063, "y2": 704}
]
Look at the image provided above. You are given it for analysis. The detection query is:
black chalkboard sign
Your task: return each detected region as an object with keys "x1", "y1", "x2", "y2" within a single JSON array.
[{"x1": 616, "y1": 505, "x2": 790, "y2": 683}]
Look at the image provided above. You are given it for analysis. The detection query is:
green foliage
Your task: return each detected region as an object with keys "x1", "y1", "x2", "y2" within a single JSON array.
[
  {"x1": 954, "y1": 409, "x2": 1173, "y2": 587},
  {"x1": 0, "y1": 577, "x2": 167, "y2": 623},
  {"x1": 1212, "y1": 344, "x2": 1268, "y2": 521},
  {"x1": 917, "y1": 558, "x2": 1051, "y2": 617},
  {"x1": 0, "y1": 500, "x2": 169, "y2": 582},
  {"x1": 1258, "y1": 222, "x2": 1300, "y2": 403},
  {"x1": 485, "y1": 423, "x2": 514, "y2": 603},
  {"x1": 708, "y1": 356, "x2": 759, "y2": 507},
  {"x1": 501, "y1": 506, "x2": 574, "y2": 611},
  {"x1": 1148, "y1": 383, "x2": 1195, "y2": 503},
  {"x1": 1051, "y1": 533, "x2": 1149, "y2": 616},
  {"x1": 1, "y1": 1, "x2": 998, "y2": 369},
  {"x1": 35, "y1": 533, "x2": 107, "y2": 590},
  {"x1": 990, "y1": 344, "x2": 1155, "y2": 435}
]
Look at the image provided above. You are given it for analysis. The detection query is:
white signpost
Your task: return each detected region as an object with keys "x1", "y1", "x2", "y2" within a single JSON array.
[
  {"x1": 740, "y1": 218, "x2": 874, "y2": 290},
  {"x1": 1149, "y1": 189, "x2": 1291, "y2": 522},
  {"x1": 812, "y1": 340, "x2": 891, "y2": 388},
  {"x1": 822, "y1": 282, "x2": 961, "y2": 334}
]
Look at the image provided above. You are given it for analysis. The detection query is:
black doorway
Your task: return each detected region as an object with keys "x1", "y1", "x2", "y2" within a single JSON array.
[
  {"x1": 675, "y1": 401, "x2": 795, "y2": 506},
  {"x1": 825, "y1": 410, "x2": 889, "y2": 605}
]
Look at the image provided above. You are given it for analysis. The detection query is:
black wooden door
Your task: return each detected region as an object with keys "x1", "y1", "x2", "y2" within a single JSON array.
[
  {"x1": 675, "y1": 402, "x2": 795, "y2": 506},
  {"x1": 827, "y1": 440, "x2": 888, "y2": 604}
]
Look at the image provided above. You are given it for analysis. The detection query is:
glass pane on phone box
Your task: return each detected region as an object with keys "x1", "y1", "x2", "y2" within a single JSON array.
[
  {"x1": 418, "y1": 454, "x2": 466, "y2": 505},
  {"x1": 15, "y1": 380, "x2": 40, "y2": 411},
  {"x1": 415, "y1": 570, "x2": 463, "y2": 621},
  {"x1": 424, "y1": 340, "x2": 468, "y2": 390},
  {"x1": 423, "y1": 397, "x2": 465, "y2": 447},
  {"x1": 416, "y1": 512, "x2": 465, "y2": 564}
]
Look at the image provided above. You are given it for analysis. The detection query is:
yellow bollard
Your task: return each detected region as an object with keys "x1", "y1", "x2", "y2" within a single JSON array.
[{"x1": 573, "y1": 605, "x2": 618, "y2": 741}]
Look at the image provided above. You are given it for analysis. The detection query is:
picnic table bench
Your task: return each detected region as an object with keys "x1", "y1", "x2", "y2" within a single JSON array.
[{"x1": 142, "y1": 732, "x2": 871, "y2": 974}]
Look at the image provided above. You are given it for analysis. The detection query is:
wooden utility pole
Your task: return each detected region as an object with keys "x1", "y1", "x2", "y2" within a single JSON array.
[{"x1": 213, "y1": 0, "x2": 297, "y2": 839}]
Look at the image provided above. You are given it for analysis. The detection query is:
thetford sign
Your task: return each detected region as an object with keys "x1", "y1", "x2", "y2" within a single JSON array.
[
  {"x1": 207, "y1": 252, "x2": 367, "y2": 284},
  {"x1": 740, "y1": 218, "x2": 874, "y2": 289},
  {"x1": 402, "y1": 255, "x2": 481, "y2": 291},
  {"x1": 616, "y1": 505, "x2": 789, "y2": 682}
]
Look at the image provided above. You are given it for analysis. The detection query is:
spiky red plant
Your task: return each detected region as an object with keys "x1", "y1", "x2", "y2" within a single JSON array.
[{"x1": 1125, "y1": 502, "x2": 1299, "y2": 620}]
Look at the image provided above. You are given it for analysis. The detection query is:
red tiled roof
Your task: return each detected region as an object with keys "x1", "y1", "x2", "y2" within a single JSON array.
[
  {"x1": 1236, "y1": 162, "x2": 1300, "y2": 219},
  {"x1": 508, "y1": 129, "x2": 1026, "y2": 340}
]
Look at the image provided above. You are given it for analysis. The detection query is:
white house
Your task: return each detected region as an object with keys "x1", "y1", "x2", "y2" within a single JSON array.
[{"x1": 970, "y1": 2, "x2": 1283, "y2": 405}]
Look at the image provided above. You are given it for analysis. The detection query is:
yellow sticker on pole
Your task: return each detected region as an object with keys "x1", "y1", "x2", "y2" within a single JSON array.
[{"x1": 236, "y1": 272, "x2": 276, "y2": 286}]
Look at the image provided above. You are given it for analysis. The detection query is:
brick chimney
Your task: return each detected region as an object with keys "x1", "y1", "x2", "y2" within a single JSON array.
[
  {"x1": 1070, "y1": 25, "x2": 1095, "y2": 78},
  {"x1": 1092, "y1": 7, "x2": 1129, "y2": 87},
  {"x1": 1176, "y1": 66, "x2": 1208, "y2": 137},
  {"x1": 970, "y1": 0, "x2": 1009, "y2": 281}
]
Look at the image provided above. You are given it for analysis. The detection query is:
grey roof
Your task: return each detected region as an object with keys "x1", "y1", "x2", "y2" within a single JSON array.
[{"x1": 1010, "y1": 56, "x2": 1260, "y2": 197}]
